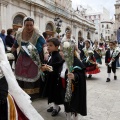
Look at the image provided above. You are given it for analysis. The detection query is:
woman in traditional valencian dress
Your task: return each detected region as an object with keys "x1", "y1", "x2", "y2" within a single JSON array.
[
  {"x1": 93, "y1": 40, "x2": 102, "y2": 65},
  {"x1": 81, "y1": 40, "x2": 100, "y2": 78},
  {"x1": 11, "y1": 17, "x2": 48, "y2": 100},
  {"x1": 0, "y1": 38, "x2": 44, "y2": 120},
  {"x1": 61, "y1": 30, "x2": 80, "y2": 59}
]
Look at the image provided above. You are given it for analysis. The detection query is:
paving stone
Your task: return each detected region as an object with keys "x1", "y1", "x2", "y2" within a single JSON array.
[{"x1": 32, "y1": 59, "x2": 120, "y2": 120}]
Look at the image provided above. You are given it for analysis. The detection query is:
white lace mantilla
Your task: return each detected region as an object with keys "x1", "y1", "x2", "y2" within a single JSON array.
[{"x1": 16, "y1": 27, "x2": 41, "y2": 47}]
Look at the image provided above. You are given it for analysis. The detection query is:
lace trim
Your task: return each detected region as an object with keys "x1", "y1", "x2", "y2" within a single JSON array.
[
  {"x1": 16, "y1": 28, "x2": 40, "y2": 47},
  {"x1": 21, "y1": 40, "x2": 29, "y2": 43},
  {"x1": 16, "y1": 70, "x2": 41, "y2": 82}
]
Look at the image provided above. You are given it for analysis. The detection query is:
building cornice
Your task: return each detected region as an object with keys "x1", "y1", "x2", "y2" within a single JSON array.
[
  {"x1": 33, "y1": 1, "x2": 95, "y2": 30},
  {"x1": 0, "y1": 0, "x2": 8, "y2": 6},
  {"x1": 115, "y1": 3, "x2": 120, "y2": 6},
  {"x1": 8, "y1": 0, "x2": 95, "y2": 30}
]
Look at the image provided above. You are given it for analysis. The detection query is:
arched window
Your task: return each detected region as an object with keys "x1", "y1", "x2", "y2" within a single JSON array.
[
  {"x1": 78, "y1": 31, "x2": 82, "y2": 37},
  {"x1": 65, "y1": 27, "x2": 71, "y2": 32},
  {"x1": 87, "y1": 32, "x2": 90, "y2": 39},
  {"x1": 78, "y1": 31, "x2": 83, "y2": 41},
  {"x1": 13, "y1": 14, "x2": 25, "y2": 31},
  {"x1": 102, "y1": 24, "x2": 104, "y2": 28},
  {"x1": 46, "y1": 23, "x2": 54, "y2": 37},
  {"x1": 13, "y1": 15, "x2": 24, "y2": 26},
  {"x1": 46, "y1": 23, "x2": 54, "y2": 31}
]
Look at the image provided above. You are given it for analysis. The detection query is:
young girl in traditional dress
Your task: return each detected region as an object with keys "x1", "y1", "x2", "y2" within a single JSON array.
[
  {"x1": 0, "y1": 38, "x2": 44, "y2": 120},
  {"x1": 62, "y1": 30, "x2": 80, "y2": 59},
  {"x1": 93, "y1": 40, "x2": 102, "y2": 65},
  {"x1": 59, "y1": 46, "x2": 87, "y2": 120},
  {"x1": 81, "y1": 39, "x2": 100, "y2": 78}
]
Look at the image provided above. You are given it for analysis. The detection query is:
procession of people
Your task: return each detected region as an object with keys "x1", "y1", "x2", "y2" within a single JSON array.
[{"x1": 0, "y1": 16, "x2": 120, "y2": 120}]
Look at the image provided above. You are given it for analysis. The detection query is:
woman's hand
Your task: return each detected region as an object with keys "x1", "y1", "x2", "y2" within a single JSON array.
[
  {"x1": 40, "y1": 64, "x2": 47, "y2": 71},
  {"x1": 67, "y1": 73, "x2": 75, "y2": 80},
  {"x1": 40, "y1": 64, "x2": 53, "y2": 72}
]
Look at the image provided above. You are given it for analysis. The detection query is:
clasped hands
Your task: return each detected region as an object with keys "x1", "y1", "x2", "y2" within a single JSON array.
[{"x1": 40, "y1": 64, "x2": 53, "y2": 72}]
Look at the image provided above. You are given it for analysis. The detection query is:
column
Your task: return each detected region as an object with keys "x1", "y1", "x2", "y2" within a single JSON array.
[
  {"x1": 0, "y1": 1, "x2": 8, "y2": 30},
  {"x1": 30, "y1": 4, "x2": 35, "y2": 19},
  {"x1": 34, "y1": 11, "x2": 40, "y2": 30}
]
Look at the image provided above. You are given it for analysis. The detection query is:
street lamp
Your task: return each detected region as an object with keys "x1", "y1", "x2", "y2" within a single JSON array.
[{"x1": 54, "y1": 17, "x2": 62, "y2": 35}]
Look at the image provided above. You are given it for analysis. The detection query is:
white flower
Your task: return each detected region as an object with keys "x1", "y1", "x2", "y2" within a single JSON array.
[
  {"x1": 28, "y1": 45, "x2": 33, "y2": 50},
  {"x1": 63, "y1": 42, "x2": 70, "y2": 48}
]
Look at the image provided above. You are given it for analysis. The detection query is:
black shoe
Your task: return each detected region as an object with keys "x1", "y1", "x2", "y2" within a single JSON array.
[
  {"x1": 47, "y1": 107, "x2": 53, "y2": 112},
  {"x1": 51, "y1": 107, "x2": 61, "y2": 116},
  {"x1": 114, "y1": 76, "x2": 117, "y2": 80},
  {"x1": 106, "y1": 78, "x2": 110, "y2": 82},
  {"x1": 88, "y1": 74, "x2": 92, "y2": 78}
]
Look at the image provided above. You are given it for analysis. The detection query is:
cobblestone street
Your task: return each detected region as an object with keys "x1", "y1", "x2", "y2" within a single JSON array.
[{"x1": 32, "y1": 58, "x2": 120, "y2": 120}]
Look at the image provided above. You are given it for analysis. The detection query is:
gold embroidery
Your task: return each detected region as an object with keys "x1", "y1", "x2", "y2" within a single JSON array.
[
  {"x1": 8, "y1": 94, "x2": 17, "y2": 120},
  {"x1": 23, "y1": 88, "x2": 40, "y2": 94},
  {"x1": 72, "y1": 83, "x2": 74, "y2": 92}
]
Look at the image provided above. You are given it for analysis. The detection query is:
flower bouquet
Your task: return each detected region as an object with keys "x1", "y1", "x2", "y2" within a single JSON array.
[
  {"x1": 108, "y1": 48, "x2": 120, "y2": 67},
  {"x1": 86, "y1": 50, "x2": 94, "y2": 63},
  {"x1": 62, "y1": 41, "x2": 75, "y2": 102},
  {"x1": 21, "y1": 42, "x2": 41, "y2": 67}
]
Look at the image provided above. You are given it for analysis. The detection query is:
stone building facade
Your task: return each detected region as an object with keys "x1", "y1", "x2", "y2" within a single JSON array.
[
  {"x1": 85, "y1": 6, "x2": 110, "y2": 41},
  {"x1": 101, "y1": 20, "x2": 115, "y2": 41},
  {"x1": 0, "y1": 0, "x2": 95, "y2": 42},
  {"x1": 115, "y1": 0, "x2": 120, "y2": 40}
]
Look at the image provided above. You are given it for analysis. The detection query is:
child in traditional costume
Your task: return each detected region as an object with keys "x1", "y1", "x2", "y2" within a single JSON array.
[
  {"x1": 59, "y1": 40, "x2": 87, "y2": 120},
  {"x1": 42, "y1": 38, "x2": 64, "y2": 116},
  {"x1": 81, "y1": 40, "x2": 100, "y2": 78},
  {"x1": 0, "y1": 38, "x2": 44, "y2": 120},
  {"x1": 105, "y1": 41, "x2": 119, "y2": 82},
  {"x1": 93, "y1": 40, "x2": 102, "y2": 65}
]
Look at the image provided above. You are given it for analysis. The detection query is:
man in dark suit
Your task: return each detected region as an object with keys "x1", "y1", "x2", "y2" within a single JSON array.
[{"x1": 78, "y1": 37, "x2": 85, "y2": 59}]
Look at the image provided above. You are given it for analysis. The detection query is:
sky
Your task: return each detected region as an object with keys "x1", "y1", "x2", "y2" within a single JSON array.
[{"x1": 72, "y1": 0, "x2": 116, "y2": 18}]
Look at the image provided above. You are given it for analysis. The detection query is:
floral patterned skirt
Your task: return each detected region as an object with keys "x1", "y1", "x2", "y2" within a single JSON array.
[
  {"x1": 15, "y1": 53, "x2": 41, "y2": 100},
  {"x1": 86, "y1": 64, "x2": 100, "y2": 74}
]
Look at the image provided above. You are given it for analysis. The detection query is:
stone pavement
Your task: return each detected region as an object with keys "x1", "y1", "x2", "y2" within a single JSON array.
[{"x1": 32, "y1": 58, "x2": 120, "y2": 120}]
